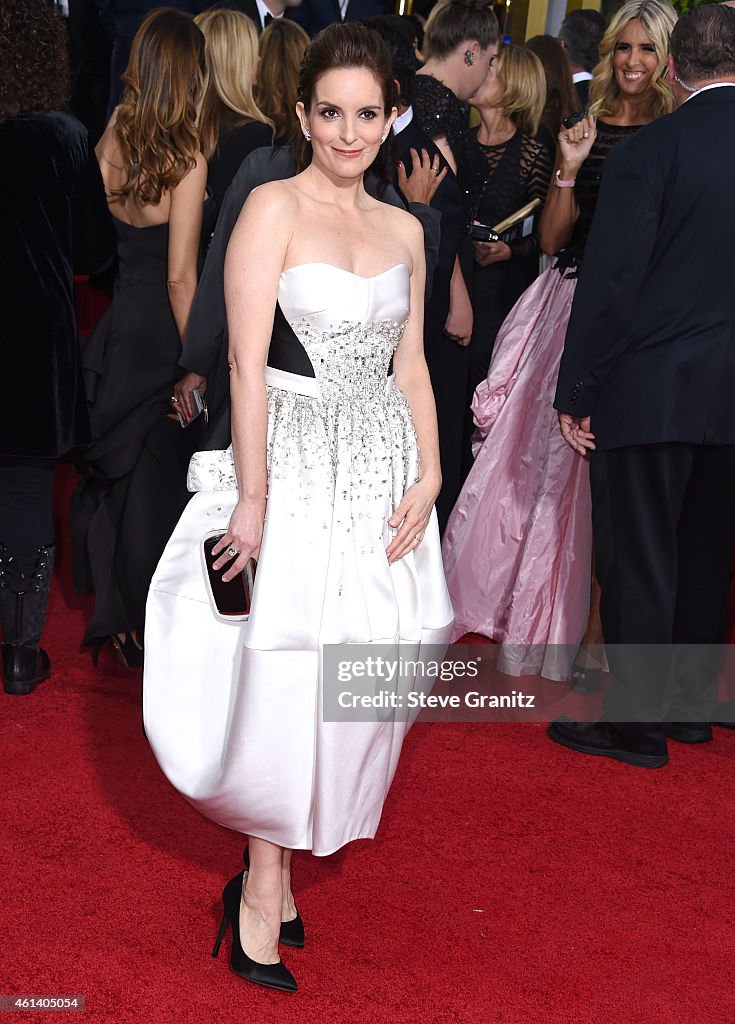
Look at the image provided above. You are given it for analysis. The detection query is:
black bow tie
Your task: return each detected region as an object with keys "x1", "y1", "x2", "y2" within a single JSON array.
[{"x1": 263, "y1": 12, "x2": 273, "y2": 25}]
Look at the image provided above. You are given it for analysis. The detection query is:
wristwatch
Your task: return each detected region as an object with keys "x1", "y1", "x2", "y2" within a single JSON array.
[{"x1": 555, "y1": 169, "x2": 576, "y2": 188}]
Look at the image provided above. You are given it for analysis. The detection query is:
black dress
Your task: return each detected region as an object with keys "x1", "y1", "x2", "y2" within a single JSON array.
[
  {"x1": 468, "y1": 127, "x2": 554, "y2": 391},
  {"x1": 206, "y1": 117, "x2": 273, "y2": 210},
  {"x1": 71, "y1": 204, "x2": 215, "y2": 645}
]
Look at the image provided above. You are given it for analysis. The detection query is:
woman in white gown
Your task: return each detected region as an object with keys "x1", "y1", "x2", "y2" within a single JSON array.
[{"x1": 143, "y1": 23, "x2": 454, "y2": 993}]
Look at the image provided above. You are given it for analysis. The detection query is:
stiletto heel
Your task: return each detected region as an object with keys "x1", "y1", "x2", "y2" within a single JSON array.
[
  {"x1": 217, "y1": 874, "x2": 298, "y2": 992},
  {"x1": 243, "y1": 847, "x2": 305, "y2": 948},
  {"x1": 212, "y1": 913, "x2": 228, "y2": 958}
]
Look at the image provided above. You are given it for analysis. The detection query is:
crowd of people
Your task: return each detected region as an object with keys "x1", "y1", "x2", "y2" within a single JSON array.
[{"x1": 2, "y1": 0, "x2": 735, "y2": 996}]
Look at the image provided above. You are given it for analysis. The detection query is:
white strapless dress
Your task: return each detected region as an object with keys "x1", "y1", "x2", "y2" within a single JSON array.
[{"x1": 143, "y1": 263, "x2": 454, "y2": 856}]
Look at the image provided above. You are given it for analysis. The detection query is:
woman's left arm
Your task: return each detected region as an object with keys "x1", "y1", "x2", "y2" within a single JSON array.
[{"x1": 386, "y1": 218, "x2": 442, "y2": 565}]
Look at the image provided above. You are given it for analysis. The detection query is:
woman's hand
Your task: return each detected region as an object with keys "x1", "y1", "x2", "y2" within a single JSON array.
[
  {"x1": 473, "y1": 239, "x2": 511, "y2": 266},
  {"x1": 397, "y1": 148, "x2": 448, "y2": 206},
  {"x1": 172, "y1": 371, "x2": 207, "y2": 424},
  {"x1": 385, "y1": 474, "x2": 441, "y2": 564},
  {"x1": 558, "y1": 115, "x2": 597, "y2": 178},
  {"x1": 444, "y1": 289, "x2": 473, "y2": 347},
  {"x1": 211, "y1": 497, "x2": 266, "y2": 581}
]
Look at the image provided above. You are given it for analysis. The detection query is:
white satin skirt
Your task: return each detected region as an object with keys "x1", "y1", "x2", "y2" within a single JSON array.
[{"x1": 144, "y1": 380, "x2": 454, "y2": 856}]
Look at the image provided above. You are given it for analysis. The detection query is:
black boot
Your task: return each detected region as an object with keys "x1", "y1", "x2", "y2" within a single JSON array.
[{"x1": 0, "y1": 542, "x2": 54, "y2": 695}]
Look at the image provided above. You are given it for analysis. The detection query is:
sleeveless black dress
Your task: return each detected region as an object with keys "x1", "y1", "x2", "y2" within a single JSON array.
[{"x1": 71, "y1": 207, "x2": 214, "y2": 645}]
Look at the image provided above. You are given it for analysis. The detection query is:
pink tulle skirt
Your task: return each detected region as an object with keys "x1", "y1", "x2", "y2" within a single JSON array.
[{"x1": 442, "y1": 267, "x2": 592, "y2": 681}]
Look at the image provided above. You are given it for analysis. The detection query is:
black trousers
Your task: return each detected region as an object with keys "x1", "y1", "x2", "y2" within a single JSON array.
[
  {"x1": 0, "y1": 458, "x2": 56, "y2": 552},
  {"x1": 590, "y1": 443, "x2": 735, "y2": 746}
]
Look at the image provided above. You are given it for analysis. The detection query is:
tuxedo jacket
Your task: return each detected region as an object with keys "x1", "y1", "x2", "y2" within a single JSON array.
[
  {"x1": 181, "y1": 146, "x2": 440, "y2": 449},
  {"x1": 292, "y1": 0, "x2": 391, "y2": 36},
  {"x1": 554, "y1": 87, "x2": 735, "y2": 450},
  {"x1": 392, "y1": 114, "x2": 463, "y2": 328},
  {"x1": 219, "y1": 0, "x2": 300, "y2": 32}
]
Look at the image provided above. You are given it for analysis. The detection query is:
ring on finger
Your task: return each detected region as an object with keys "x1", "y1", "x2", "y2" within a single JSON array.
[{"x1": 227, "y1": 546, "x2": 238, "y2": 558}]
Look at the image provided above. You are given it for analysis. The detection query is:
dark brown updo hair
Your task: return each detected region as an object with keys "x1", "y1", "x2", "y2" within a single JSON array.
[{"x1": 292, "y1": 22, "x2": 395, "y2": 185}]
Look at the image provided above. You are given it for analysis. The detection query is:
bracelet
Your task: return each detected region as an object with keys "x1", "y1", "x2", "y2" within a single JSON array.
[{"x1": 555, "y1": 169, "x2": 576, "y2": 188}]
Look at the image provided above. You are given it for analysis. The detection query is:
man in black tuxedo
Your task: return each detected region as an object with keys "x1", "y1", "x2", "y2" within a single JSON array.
[
  {"x1": 368, "y1": 15, "x2": 467, "y2": 531},
  {"x1": 549, "y1": 5, "x2": 735, "y2": 768},
  {"x1": 216, "y1": 0, "x2": 302, "y2": 33},
  {"x1": 293, "y1": 0, "x2": 390, "y2": 37},
  {"x1": 173, "y1": 147, "x2": 441, "y2": 448},
  {"x1": 558, "y1": 8, "x2": 606, "y2": 111}
]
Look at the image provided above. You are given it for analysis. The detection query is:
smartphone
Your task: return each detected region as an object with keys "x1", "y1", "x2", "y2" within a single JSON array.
[
  {"x1": 176, "y1": 388, "x2": 207, "y2": 428},
  {"x1": 562, "y1": 111, "x2": 586, "y2": 130},
  {"x1": 202, "y1": 532, "x2": 256, "y2": 619},
  {"x1": 470, "y1": 222, "x2": 500, "y2": 243}
]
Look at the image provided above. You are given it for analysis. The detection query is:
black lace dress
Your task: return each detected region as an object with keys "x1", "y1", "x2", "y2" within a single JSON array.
[{"x1": 468, "y1": 127, "x2": 554, "y2": 393}]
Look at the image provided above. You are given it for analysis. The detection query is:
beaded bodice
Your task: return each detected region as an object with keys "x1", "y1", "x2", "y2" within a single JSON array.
[{"x1": 276, "y1": 262, "x2": 410, "y2": 401}]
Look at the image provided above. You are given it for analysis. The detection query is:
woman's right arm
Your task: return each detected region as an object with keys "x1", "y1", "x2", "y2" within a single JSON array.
[
  {"x1": 539, "y1": 115, "x2": 597, "y2": 257},
  {"x1": 433, "y1": 136, "x2": 473, "y2": 346},
  {"x1": 212, "y1": 183, "x2": 293, "y2": 580}
]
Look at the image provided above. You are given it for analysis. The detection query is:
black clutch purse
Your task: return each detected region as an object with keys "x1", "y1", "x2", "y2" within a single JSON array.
[{"x1": 202, "y1": 531, "x2": 257, "y2": 620}]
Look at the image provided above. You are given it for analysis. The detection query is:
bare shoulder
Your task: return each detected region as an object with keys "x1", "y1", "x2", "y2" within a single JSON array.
[
  {"x1": 245, "y1": 177, "x2": 300, "y2": 218},
  {"x1": 380, "y1": 201, "x2": 424, "y2": 261}
]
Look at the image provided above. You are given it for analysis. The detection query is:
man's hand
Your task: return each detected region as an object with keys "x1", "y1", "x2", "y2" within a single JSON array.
[
  {"x1": 559, "y1": 413, "x2": 596, "y2": 455},
  {"x1": 172, "y1": 371, "x2": 207, "y2": 424},
  {"x1": 397, "y1": 147, "x2": 448, "y2": 206}
]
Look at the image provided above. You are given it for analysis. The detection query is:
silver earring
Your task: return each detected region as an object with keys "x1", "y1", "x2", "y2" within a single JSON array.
[
  {"x1": 304, "y1": 128, "x2": 311, "y2": 141},
  {"x1": 464, "y1": 49, "x2": 474, "y2": 67},
  {"x1": 380, "y1": 134, "x2": 387, "y2": 144}
]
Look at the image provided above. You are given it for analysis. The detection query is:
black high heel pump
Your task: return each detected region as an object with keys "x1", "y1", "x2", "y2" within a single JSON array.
[
  {"x1": 212, "y1": 874, "x2": 298, "y2": 992},
  {"x1": 243, "y1": 848, "x2": 305, "y2": 948}
]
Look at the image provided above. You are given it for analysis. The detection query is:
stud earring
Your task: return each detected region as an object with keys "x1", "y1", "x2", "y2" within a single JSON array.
[
  {"x1": 464, "y1": 49, "x2": 474, "y2": 67},
  {"x1": 380, "y1": 134, "x2": 387, "y2": 144},
  {"x1": 304, "y1": 128, "x2": 311, "y2": 141}
]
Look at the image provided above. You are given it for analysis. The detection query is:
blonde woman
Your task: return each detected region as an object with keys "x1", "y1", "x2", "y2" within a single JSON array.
[
  {"x1": 255, "y1": 19, "x2": 310, "y2": 147},
  {"x1": 443, "y1": 0, "x2": 677, "y2": 684},
  {"x1": 466, "y1": 44, "x2": 553, "y2": 414},
  {"x1": 71, "y1": 9, "x2": 213, "y2": 668},
  {"x1": 195, "y1": 8, "x2": 273, "y2": 207}
]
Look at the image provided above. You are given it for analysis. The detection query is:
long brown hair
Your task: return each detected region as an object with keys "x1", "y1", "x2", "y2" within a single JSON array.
[
  {"x1": 195, "y1": 7, "x2": 273, "y2": 158},
  {"x1": 255, "y1": 19, "x2": 310, "y2": 146},
  {"x1": 113, "y1": 8, "x2": 205, "y2": 205},
  {"x1": 525, "y1": 35, "x2": 578, "y2": 134}
]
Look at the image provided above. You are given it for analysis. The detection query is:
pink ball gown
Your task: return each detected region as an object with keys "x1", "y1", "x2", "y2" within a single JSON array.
[{"x1": 442, "y1": 266, "x2": 591, "y2": 681}]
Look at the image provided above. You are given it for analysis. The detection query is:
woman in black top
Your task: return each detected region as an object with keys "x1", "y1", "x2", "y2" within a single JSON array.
[
  {"x1": 195, "y1": 8, "x2": 273, "y2": 211},
  {"x1": 467, "y1": 44, "x2": 554, "y2": 409},
  {"x1": 442, "y1": 0, "x2": 678, "y2": 684}
]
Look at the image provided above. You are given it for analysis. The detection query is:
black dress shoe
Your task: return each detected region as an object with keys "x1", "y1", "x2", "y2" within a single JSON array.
[
  {"x1": 243, "y1": 848, "x2": 305, "y2": 948},
  {"x1": 548, "y1": 718, "x2": 669, "y2": 768},
  {"x1": 664, "y1": 723, "x2": 713, "y2": 744},
  {"x1": 212, "y1": 875, "x2": 298, "y2": 992},
  {"x1": 2, "y1": 644, "x2": 51, "y2": 695}
]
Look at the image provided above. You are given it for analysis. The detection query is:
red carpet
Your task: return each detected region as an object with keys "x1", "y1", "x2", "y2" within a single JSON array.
[{"x1": 1, "y1": 466, "x2": 734, "y2": 1024}]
